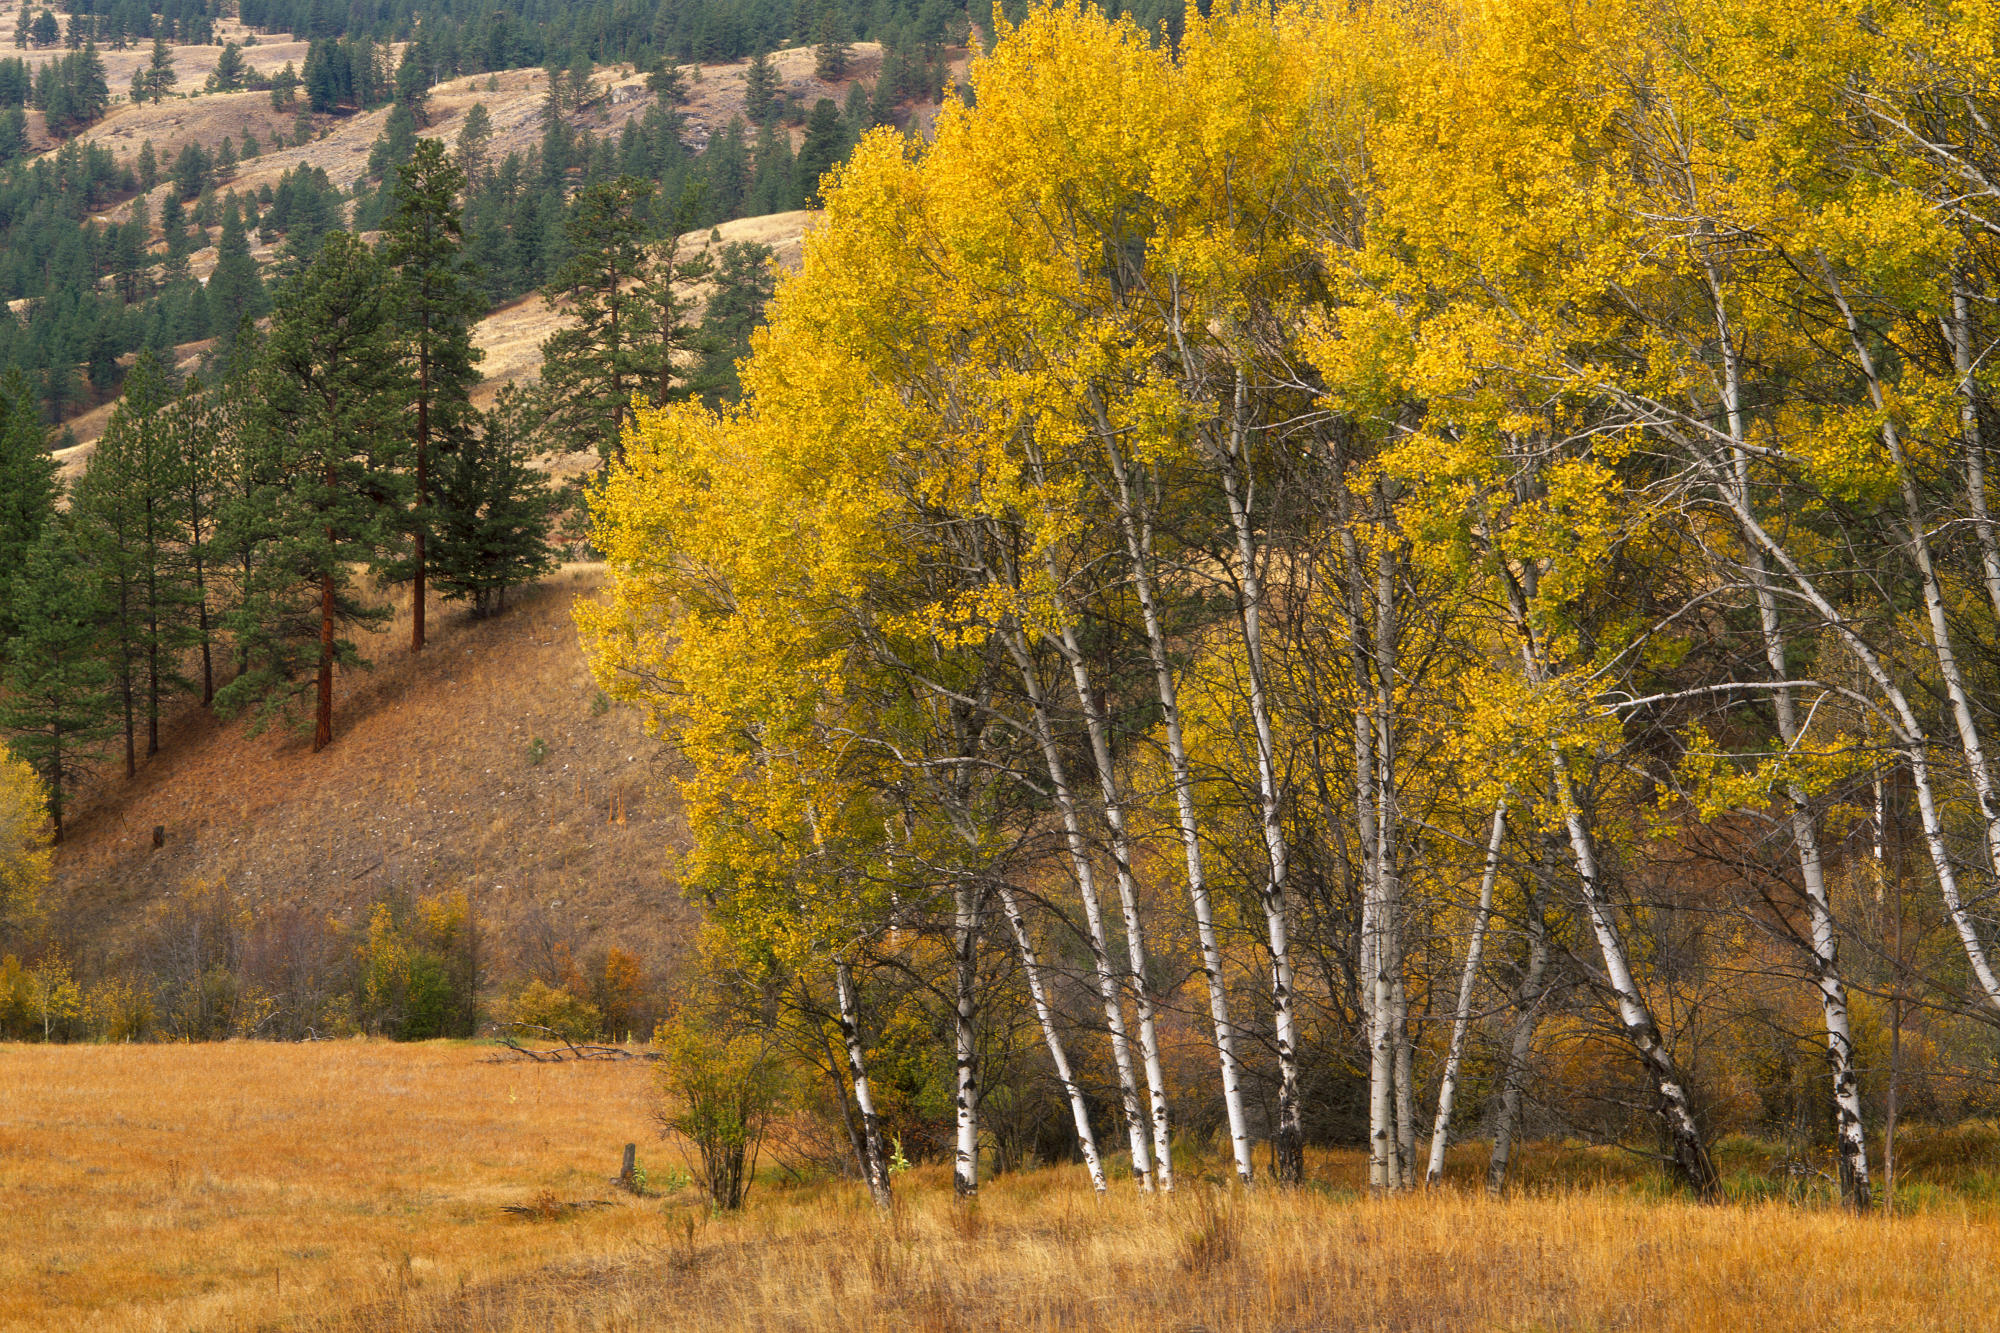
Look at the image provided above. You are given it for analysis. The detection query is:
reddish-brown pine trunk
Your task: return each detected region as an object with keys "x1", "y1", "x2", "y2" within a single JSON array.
[
  {"x1": 413, "y1": 352, "x2": 429, "y2": 653},
  {"x1": 315, "y1": 508, "x2": 335, "y2": 752}
]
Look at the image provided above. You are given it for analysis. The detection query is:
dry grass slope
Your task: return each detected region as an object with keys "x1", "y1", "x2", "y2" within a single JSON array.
[
  {"x1": 4, "y1": 1041, "x2": 1998, "y2": 1332},
  {"x1": 49, "y1": 566, "x2": 697, "y2": 974}
]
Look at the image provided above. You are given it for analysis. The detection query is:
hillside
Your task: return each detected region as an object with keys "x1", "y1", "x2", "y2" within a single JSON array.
[{"x1": 45, "y1": 567, "x2": 699, "y2": 983}]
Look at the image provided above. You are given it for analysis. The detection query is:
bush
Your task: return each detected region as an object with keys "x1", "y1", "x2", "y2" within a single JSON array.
[
  {"x1": 503, "y1": 979, "x2": 601, "y2": 1041},
  {"x1": 655, "y1": 1008, "x2": 791, "y2": 1210}
]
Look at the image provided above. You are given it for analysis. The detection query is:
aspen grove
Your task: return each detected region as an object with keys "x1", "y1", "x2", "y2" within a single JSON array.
[{"x1": 583, "y1": 0, "x2": 2000, "y2": 1209}]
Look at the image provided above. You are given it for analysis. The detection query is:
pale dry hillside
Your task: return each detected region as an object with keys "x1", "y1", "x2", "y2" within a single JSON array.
[{"x1": 48, "y1": 567, "x2": 698, "y2": 975}]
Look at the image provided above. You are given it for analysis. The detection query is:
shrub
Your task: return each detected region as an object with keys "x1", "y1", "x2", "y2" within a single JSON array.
[
  {"x1": 654, "y1": 1008, "x2": 791, "y2": 1210},
  {"x1": 503, "y1": 978, "x2": 601, "y2": 1041}
]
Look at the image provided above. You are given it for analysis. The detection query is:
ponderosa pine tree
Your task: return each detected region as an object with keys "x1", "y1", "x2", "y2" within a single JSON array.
[
  {"x1": 71, "y1": 355, "x2": 193, "y2": 773},
  {"x1": 1, "y1": 523, "x2": 114, "y2": 842},
  {"x1": 217, "y1": 232, "x2": 408, "y2": 752},
  {"x1": 164, "y1": 379, "x2": 225, "y2": 705},
  {"x1": 696, "y1": 240, "x2": 775, "y2": 405},
  {"x1": 537, "y1": 175, "x2": 654, "y2": 461},
  {"x1": 208, "y1": 198, "x2": 267, "y2": 340},
  {"x1": 743, "y1": 49, "x2": 777, "y2": 124},
  {"x1": 0, "y1": 369, "x2": 55, "y2": 655},
  {"x1": 384, "y1": 139, "x2": 483, "y2": 653},
  {"x1": 429, "y1": 386, "x2": 557, "y2": 617}
]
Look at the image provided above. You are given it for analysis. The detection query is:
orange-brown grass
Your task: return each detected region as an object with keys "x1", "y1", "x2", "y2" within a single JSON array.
[
  {"x1": 9, "y1": 1040, "x2": 1999, "y2": 1332},
  {"x1": 329, "y1": 1167, "x2": 2000, "y2": 1333},
  {"x1": 0, "y1": 1038, "x2": 662, "y2": 1333}
]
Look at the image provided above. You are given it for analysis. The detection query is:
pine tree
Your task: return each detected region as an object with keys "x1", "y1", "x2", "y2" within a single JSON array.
[
  {"x1": 536, "y1": 175, "x2": 654, "y2": 461},
  {"x1": 697, "y1": 240, "x2": 775, "y2": 405},
  {"x1": 637, "y1": 179, "x2": 713, "y2": 411},
  {"x1": 71, "y1": 356, "x2": 191, "y2": 773},
  {"x1": 743, "y1": 49, "x2": 777, "y2": 124},
  {"x1": 454, "y1": 102, "x2": 492, "y2": 185},
  {"x1": 217, "y1": 232, "x2": 408, "y2": 752},
  {"x1": 431, "y1": 386, "x2": 556, "y2": 617},
  {"x1": 795, "y1": 97, "x2": 847, "y2": 207},
  {"x1": 0, "y1": 370, "x2": 55, "y2": 655},
  {"x1": 385, "y1": 138, "x2": 484, "y2": 654},
  {"x1": 813, "y1": 8, "x2": 850, "y2": 82},
  {"x1": 208, "y1": 197, "x2": 266, "y2": 337},
  {"x1": 144, "y1": 34, "x2": 175, "y2": 102},
  {"x1": 0, "y1": 524, "x2": 114, "y2": 843},
  {"x1": 208, "y1": 41, "x2": 246, "y2": 92},
  {"x1": 163, "y1": 380, "x2": 224, "y2": 705}
]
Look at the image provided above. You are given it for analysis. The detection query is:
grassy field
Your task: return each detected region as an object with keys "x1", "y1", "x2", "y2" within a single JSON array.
[{"x1": 5, "y1": 1040, "x2": 2000, "y2": 1332}]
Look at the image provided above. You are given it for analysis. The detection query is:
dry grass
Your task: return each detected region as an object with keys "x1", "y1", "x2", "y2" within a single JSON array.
[
  {"x1": 48, "y1": 565, "x2": 697, "y2": 974},
  {"x1": 0, "y1": 1039, "x2": 662, "y2": 1333},
  {"x1": 6, "y1": 1038, "x2": 1997, "y2": 1332}
]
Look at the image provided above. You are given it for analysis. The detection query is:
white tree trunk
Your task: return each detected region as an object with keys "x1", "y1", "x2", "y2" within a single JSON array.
[
  {"x1": 999, "y1": 627, "x2": 1156, "y2": 1191},
  {"x1": 1504, "y1": 558, "x2": 1717, "y2": 1197},
  {"x1": 1710, "y1": 277, "x2": 1872, "y2": 1207},
  {"x1": 1104, "y1": 432, "x2": 1256, "y2": 1186},
  {"x1": 998, "y1": 884, "x2": 1108, "y2": 1194},
  {"x1": 952, "y1": 879, "x2": 981, "y2": 1198},
  {"x1": 1946, "y1": 277, "x2": 2000, "y2": 625},
  {"x1": 1487, "y1": 834, "x2": 1552, "y2": 1195},
  {"x1": 836, "y1": 960, "x2": 894, "y2": 1210},
  {"x1": 1047, "y1": 607, "x2": 1175, "y2": 1190},
  {"x1": 1216, "y1": 374, "x2": 1303, "y2": 1185},
  {"x1": 1428, "y1": 801, "x2": 1507, "y2": 1185}
]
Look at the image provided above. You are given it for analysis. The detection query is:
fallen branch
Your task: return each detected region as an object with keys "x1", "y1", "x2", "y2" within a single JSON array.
[{"x1": 485, "y1": 1023, "x2": 662, "y2": 1063}]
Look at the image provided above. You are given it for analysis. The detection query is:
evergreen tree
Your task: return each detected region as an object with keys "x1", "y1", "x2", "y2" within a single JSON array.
[
  {"x1": 813, "y1": 8, "x2": 850, "y2": 81},
  {"x1": 696, "y1": 239, "x2": 775, "y2": 405},
  {"x1": 0, "y1": 524, "x2": 114, "y2": 842},
  {"x1": 0, "y1": 370, "x2": 55, "y2": 654},
  {"x1": 637, "y1": 179, "x2": 713, "y2": 410},
  {"x1": 136, "y1": 138, "x2": 157, "y2": 190},
  {"x1": 143, "y1": 34, "x2": 175, "y2": 102},
  {"x1": 455, "y1": 101, "x2": 492, "y2": 185},
  {"x1": 208, "y1": 41, "x2": 247, "y2": 91},
  {"x1": 270, "y1": 60, "x2": 298, "y2": 109},
  {"x1": 217, "y1": 232, "x2": 407, "y2": 752},
  {"x1": 430, "y1": 386, "x2": 556, "y2": 617},
  {"x1": 385, "y1": 139, "x2": 483, "y2": 654},
  {"x1": 208, "y1": 198, "x2": 267, "y2": 341},
  {"x1": 536, "y1": 175, "x2": 654, "y2": 461},
  {"x1": 71, "y1": 355, "x2": 190, "y2": 772},
  {"x1": 743, "y1": 48, "x2": 777, "y2": 124},
  {"x1": 795, "y1": 97, "x2": 847, "y2": 207},
  {"x1": 164, "y1": 380, "x2": 224, "y2": 705}
]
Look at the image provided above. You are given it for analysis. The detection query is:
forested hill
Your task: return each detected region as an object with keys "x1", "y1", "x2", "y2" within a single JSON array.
[{"x1": 0, "y1": 0, "x2": 978, "y2": 1037}]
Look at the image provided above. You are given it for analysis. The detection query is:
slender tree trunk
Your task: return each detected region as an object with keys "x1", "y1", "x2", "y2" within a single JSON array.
[
  {"x1": 1503, "y1": 556, "x2": 1717, "y2": 1198},
  {"x1": 193, "y1": 550, "x2": 213, "y2": 706},
  {"x1": 1488, "y1": 833, "x2": 1552, "y2": 1195},
  {"x1": 1037, "y1": 566, "x2": 1174, "y2": 1190},
  {"x1": 1552, "y1": 753, "x2": 1717, "y2": 1199},
  {"x1": 998, "y1": 884, "x2": 1108, "y2": 1194},
  {"x1": 1104, "y1": 431, "x2": 1255, "y2": 1186},
  {"x1": 1710, "y1": 281, "x2": 1871, "y2": 1207},
  {"x1": 144, "y1": 493, "x2": 161, "y2": 757},
  {"x1": 1215, "y1": 374, "x2": 1301, "y2": 1186},
  {"x1": 1708, "y1": 465, "x2": 2000, "y2": 1009},
  {"x1": 1833, "y1": 278, "x2": 2000, "y2": 923},
  {"x1": 315, "y1": 520, "x2": 335, "y2": 753},
  {"x1": 999, "y1": 627, "x2": 1154, "y2": 1190},
  {"x1": 1428, "y1": 802, "x2": 1507, "y2": 1185},
  {"x1": 952, "y1": 878, "x2": 981, "y2": 1199},
  {"x1": 412, "y1": 349, "x2": 429, "y2": 654},
  {"x1": 835, "y1": 960, "x2": 892, "y2": 1210},
  {"x1": 1393, "y1": 977, "x2": 1416, "y2": 1189},
  {"x1": 1946, "y1": 277, "x2": 2000, "y2": 625}
]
